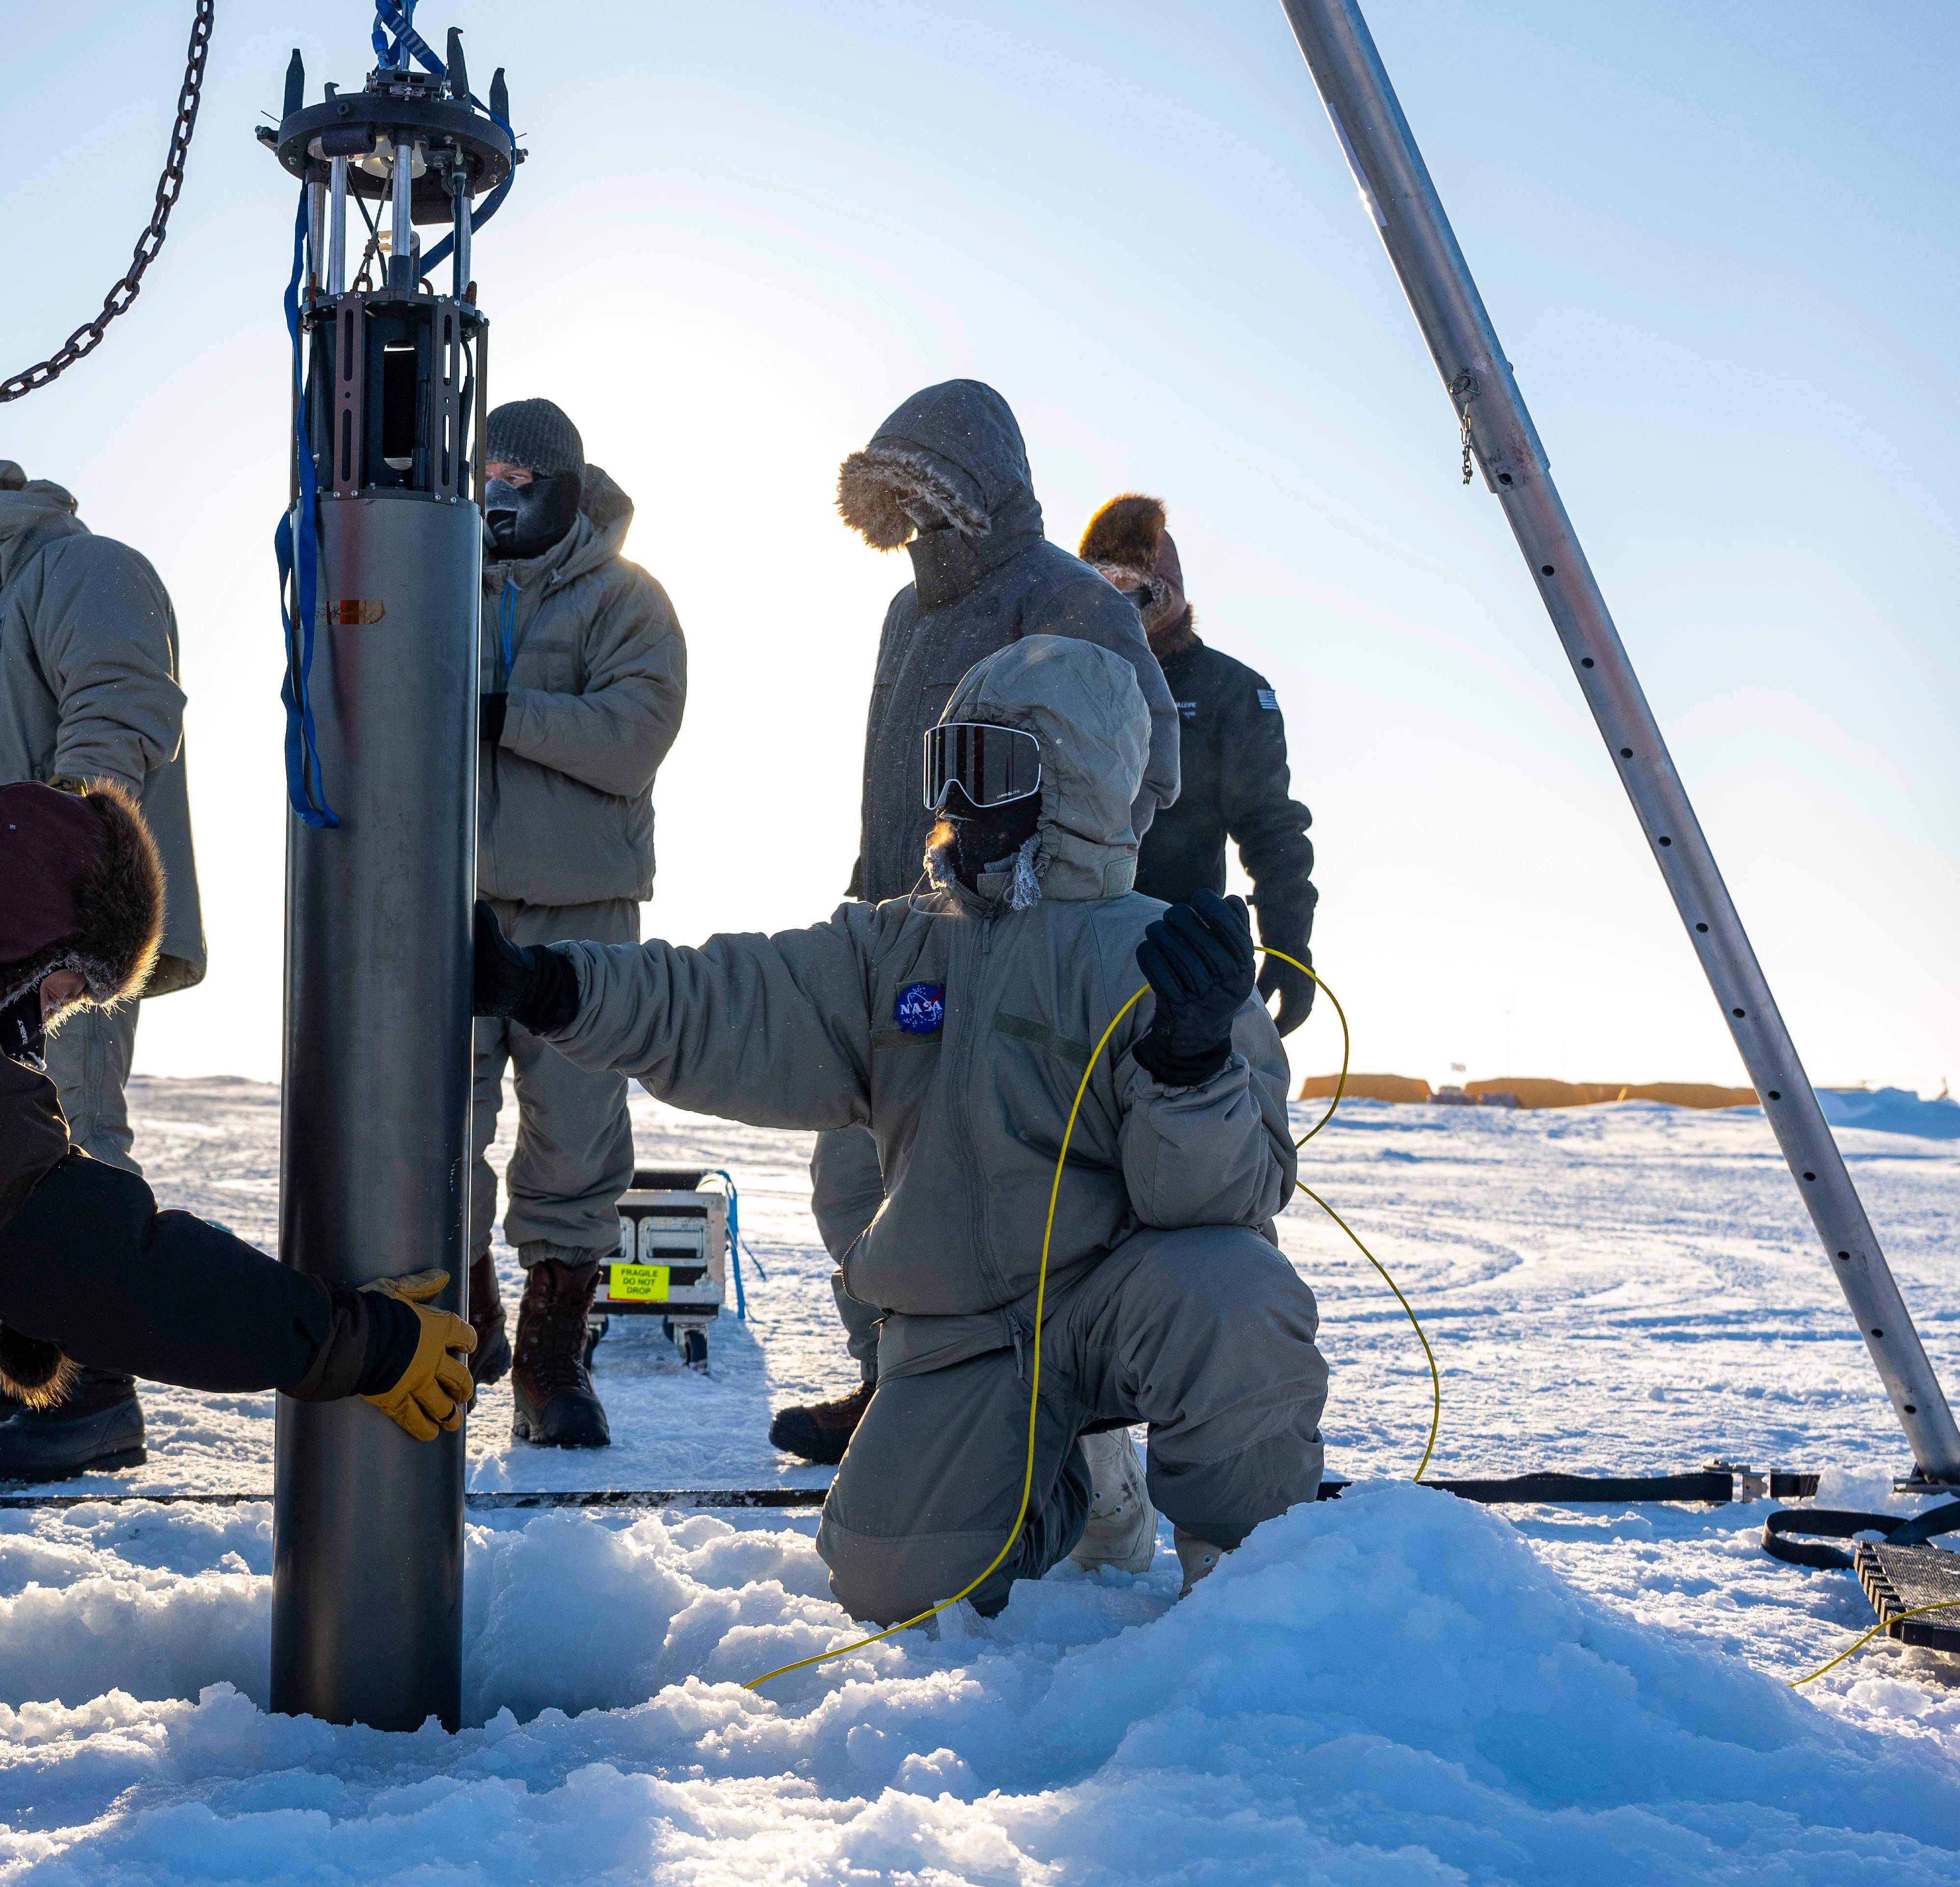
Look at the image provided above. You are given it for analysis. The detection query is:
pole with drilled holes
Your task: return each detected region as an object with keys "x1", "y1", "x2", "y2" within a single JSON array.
[{"x1": 1277, "y1": 0, "x2": 1960, "y2": 1481}]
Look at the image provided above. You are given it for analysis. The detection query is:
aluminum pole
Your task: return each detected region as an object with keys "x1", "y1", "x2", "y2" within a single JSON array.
[
  {"x1": 306, "y1": 179, "x2": 326, "y2": 298},
  {"x1": 327, "y1": 155, "x2": 347, "y2": 296},
  {"x1": 450, "y1": 160, "x2": 471, "y2": 301},
  {"x1": 1278, "y1": 0, "x2": 1960, "y2": 1481},
  {"x1": 390, "y1": 134, "x2": 414, "y2": 293}
]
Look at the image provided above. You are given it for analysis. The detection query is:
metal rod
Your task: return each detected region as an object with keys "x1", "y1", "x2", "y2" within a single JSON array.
[
  {"x1": 471, "y1": 317, "x2": 488, "y2": 504},
  {"x1": 306, "y1": 179, "x2": 326, "y2": 299},
  {"x1": 1277, "y1": 0, "x2": 1960, "y2": 1481},
  {"x1": 327, "y1": 155, "x2": 347, "y2": 295},
  {"x1": 451, "y1": 155, "x2": 470, "y2": 301},
  {"x1": 0, "y1": 1489, "x2": 835, "y2": 1512},
  {"x1": 390, "y1": 133, "x2": 414, "y2": 293}
]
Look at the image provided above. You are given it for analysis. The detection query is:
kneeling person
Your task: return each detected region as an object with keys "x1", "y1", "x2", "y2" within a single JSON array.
[
  {"x1": 0, "y1": 783, "x2": 473, "y2": 1468},
  {"x1": 475, "y1": 635, "x2": 1326, "y2": 1621}
]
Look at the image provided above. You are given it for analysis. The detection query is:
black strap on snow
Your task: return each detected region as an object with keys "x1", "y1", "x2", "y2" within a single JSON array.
[
  {"x1": 1885, "y1": 1499, "x2": 1960, "y2": 1546},
  {"x1": 1761, "y1": 1500, "x2": 1960, "y2": 1570}
]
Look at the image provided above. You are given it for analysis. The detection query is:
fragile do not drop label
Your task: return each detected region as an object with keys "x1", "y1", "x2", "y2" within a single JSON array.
[{"x1": 609, "y1": 1263, "x2": 671, "y2": 1301}]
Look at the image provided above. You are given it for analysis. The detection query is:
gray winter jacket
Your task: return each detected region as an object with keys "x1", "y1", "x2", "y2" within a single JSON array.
[
  {"x1": 0, "y1": 470, "x2": 205, "y2": 994},
  {"x1": 547, "y1": 634, "x2": 1294, "y2": 1355},
  {"x1": 479, "y1": 467, "x2": 686, "y2": 907},
  {"x1": 841, "y1": 381, "x2": 1180, "y2": 902}
]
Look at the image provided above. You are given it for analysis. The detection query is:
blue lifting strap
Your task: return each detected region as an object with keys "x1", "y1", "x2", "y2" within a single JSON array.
[
  {"x1": 276, "y1": 185, "x2": 338, "y2": 829},
  {"x1": 710, "y1": 1170, "x2": 768, "y2": 1319},
  {"x1": 370, "y1": 0, "x2": 517, "y2": 278}
]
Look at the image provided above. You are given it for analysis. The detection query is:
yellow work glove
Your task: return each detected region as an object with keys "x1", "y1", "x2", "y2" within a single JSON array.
[{"x1": 359, "y1": 1269, "x2": 477, "y2": 1440}]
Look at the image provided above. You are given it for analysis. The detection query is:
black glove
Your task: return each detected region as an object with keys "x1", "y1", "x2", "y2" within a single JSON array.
[
  {"x1": 480, "y1": 692, "x2": 509, "y2": 748},
  {"x1": 472, "y1": 900, "x2": 581, "y2": 1033},
  {"x1": 0, "y1": 987, "x2": 46, "y2": 1069},
  {"x1": 1255, "y1": 931, "x2": 1316, "y2": 1037},
  {"x1": 1133, "y1": 889, "x2": 1257, "y2": 1087}
]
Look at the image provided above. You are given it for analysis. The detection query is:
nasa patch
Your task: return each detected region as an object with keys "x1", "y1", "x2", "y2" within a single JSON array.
[{"x1": 894, "y1": 982, "x2": 946, "y2": 1034}]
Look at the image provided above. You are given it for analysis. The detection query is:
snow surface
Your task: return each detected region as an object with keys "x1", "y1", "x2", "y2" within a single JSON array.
[
  {"x1": 1817, "y1": 1087, "x2": 1960, "y2": 1142},
  {"x1": 1, "y1": 1081, "x2": 1956, "y2": 1882}
]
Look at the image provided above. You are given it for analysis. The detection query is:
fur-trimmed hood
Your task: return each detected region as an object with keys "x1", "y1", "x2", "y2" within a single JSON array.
[
  {"x1": 1079, "y1": 492, "x2": 1167, "y2": 574},
  {"x1": 837, "y1": 380, "x2": 1043, "y2": 556},
  {"x1": 930, "y1": 634, "x2": 1150, "y2": 906},
  {"x1": 0, "y1": 780, "x2": 165, "y2": 1023},
  {"x1": 1078, "y1": 491, "x2": 1186, "y2": 631}
]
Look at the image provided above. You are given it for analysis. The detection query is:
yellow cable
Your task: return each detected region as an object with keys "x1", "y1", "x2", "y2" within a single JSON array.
[
  {"x1": 1295, "y1": 1177, "x2": 1441, "y2": 1483},
  {"x1": 1788, "y1": 1598, "x2": 1960, "y2": 1687},
  {"x1": 745, "y1": 948, "x2": 1438, "y2": 1690},
  {"x1": 743, "y1": 987, "x2": 1146, "y2": 1690},
  {"x1": 1284, "y1": 954, "x2": 1350, "y2": 1148},
  {"x1": 1263, "y1": 950, "x2": 1439, "y2": 1484}
]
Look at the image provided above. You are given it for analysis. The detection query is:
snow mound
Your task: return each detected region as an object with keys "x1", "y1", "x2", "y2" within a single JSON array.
[
  {"x1": 1816, "y1": 1087, "x2": 1960, "y2": 1141},
  {"x1": 4, "y1": 1485, "x2": 1957, "y2": 1883}
]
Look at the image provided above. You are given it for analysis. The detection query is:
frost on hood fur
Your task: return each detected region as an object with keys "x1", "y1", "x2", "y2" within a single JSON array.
[
  {"x1": 837, "y1": 380, "x2": 1038, "y2": 550},
  {"x1": 0, "y1": 779, "x2": 165, "y2": 1025},
  {"x1": 929, "y1": 634, "x2": 1151, "y2": 905}
]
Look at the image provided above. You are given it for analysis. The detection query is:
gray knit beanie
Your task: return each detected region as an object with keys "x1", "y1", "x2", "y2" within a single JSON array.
[{"x1": 486, "y1": 399, "x2": 585, "y2": 481}]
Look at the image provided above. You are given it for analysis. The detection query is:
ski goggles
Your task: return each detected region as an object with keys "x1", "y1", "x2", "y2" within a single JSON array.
[{"x1": 922, "y1": 721, "x2": 1042, "y2": 811}]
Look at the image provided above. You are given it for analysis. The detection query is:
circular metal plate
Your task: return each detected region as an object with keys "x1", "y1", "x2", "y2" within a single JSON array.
[{"x1": 274, "y1": 85, "x2": 515, "y2": 223}]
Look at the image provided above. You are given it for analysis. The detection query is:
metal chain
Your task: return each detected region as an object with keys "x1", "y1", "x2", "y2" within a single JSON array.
[
  {"x1": 0, "y1": 0, "x2": 215, "y2": 403},
  {"x1": 1450, "y1": 371, "x2": 1479, "y2": 485}
]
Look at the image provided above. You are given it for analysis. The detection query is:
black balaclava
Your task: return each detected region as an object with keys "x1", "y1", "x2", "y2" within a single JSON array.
[
  {"x1": 932, "y1": 782, "x2": 1041, "y2": 890},
  {"x1": 484, "y1": 473, "x2": 583, "y2": 560},
  {"x1": 484, "y1": 396, "x2": 586, "y2": 561}
]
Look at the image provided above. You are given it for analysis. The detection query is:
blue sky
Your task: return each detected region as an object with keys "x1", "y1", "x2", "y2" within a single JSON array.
[{"x1": 2, "y1": 1, "x2": 1954, "y2": 1094}]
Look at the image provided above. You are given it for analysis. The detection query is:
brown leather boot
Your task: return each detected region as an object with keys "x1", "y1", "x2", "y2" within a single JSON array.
[
  {"x1": 510, "y1": 1259, "x2": 610, "y2": 1447},
  {"x1": 467, "y1": 1252, "x2": 511, "y2": 1389},
  {"x1": 767, "y1": 1380, "x2": 874, "y2": 1465}
]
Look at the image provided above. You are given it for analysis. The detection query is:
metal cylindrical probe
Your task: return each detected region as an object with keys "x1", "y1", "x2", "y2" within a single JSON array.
[{"x1": 272, "y1": 494, "x2": 478, "y2": 1731}]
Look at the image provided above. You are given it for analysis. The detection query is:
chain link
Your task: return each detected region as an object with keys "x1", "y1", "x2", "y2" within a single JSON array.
[
  {"x1": 0, "y1": 0, "x2": 215, "y2": 403},
  {"x1": 1450, "y1": 370, "x2": 1479, "y2": 486}
]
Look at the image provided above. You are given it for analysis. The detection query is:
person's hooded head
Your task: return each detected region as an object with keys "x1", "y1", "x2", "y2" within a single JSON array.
[
  {"x1": 1078, "y1": 492, "x2": 1191, "y2": 654},
  {"x1": 0, "y1": 780, "x2": 166, "y2": 1059},
  {"x1": 836, "y1": 381, "x2": 1047, "y2": 604},
  {"x1": 923, "y1": 634, "x2": 1150, "y2": 908},
  {"x1": 483, "y1": 398, "x2": 588, "y2": 561}
]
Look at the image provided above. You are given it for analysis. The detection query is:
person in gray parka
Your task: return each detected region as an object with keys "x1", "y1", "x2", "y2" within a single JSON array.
[
  {"x1": 470, "y1": 400, "x2": 686, "y2": 1448},
  {"x1": 773, "y1": 378, "x2": 1185, "y2": 1466},
  {"x1": 0, "y1": 462, "x2": 206, "y2": 1478},
  {"x1": 475, "y1": 634, "x2": 1327, "y2": 1621}
]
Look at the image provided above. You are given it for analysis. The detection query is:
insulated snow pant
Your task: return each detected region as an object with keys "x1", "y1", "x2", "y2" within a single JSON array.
[
  {"x1": 472, "y1": 896, "x2": 639, "y2": 1268},
  {"x1": 45, "y1": 1001, "x2": 141, "y2": 1174},
  {"x1": 816, "y1": 1223, "x2": 1327, "y2": 1624},
  {"x1": 809, "y1": 1125, "x2": 887, "y2": 1383}
]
